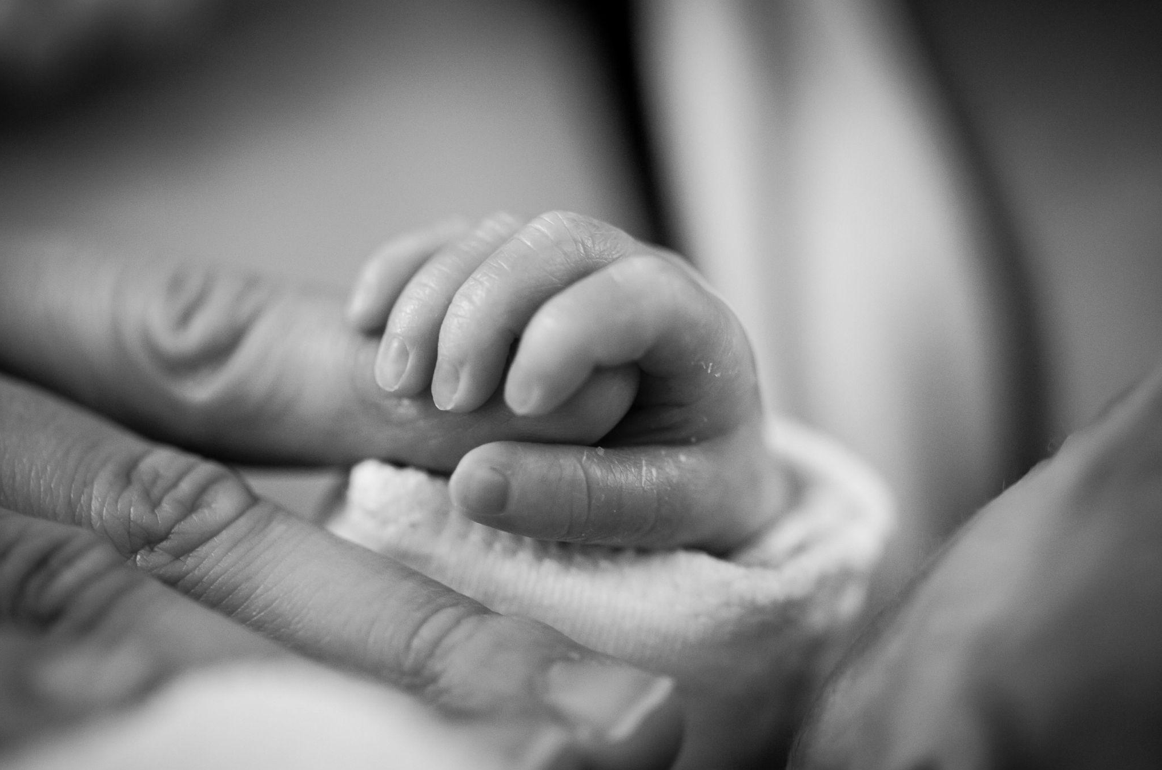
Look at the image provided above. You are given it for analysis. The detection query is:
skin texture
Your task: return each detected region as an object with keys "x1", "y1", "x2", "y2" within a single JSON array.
[
  {"x1": 0, "y1": 513, "x2": 596, "y2": 769},
  {"x1": 350, "y1": 211, "x2": 785, "y2": 552},
  {"x1": 0, "y1": 237, "x2": 637, "y2": 470},
  {"x1": 790, "y1": 363, "x2": 1162, "y2": 770},
  {"x1": 0, "y1": 511, "x2": 286, "y2": 750},
  {"x1": 0, "y1": 235, "x2": 683, "y2": 769}
]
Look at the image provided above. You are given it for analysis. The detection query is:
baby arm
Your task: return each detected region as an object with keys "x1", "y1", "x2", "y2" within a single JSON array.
[{"x1": 348, "y1": 211, "x2": 787, "y2": 552}]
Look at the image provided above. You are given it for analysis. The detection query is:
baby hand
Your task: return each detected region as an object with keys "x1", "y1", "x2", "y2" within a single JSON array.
[{"x1": 348, "y1": 212, "x2": 784, "y2": 552}]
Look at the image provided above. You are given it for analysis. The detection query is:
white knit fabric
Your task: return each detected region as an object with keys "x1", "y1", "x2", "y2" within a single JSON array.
[{"x1": 328, "y1": 418, "x2": 893, "y2": 767}]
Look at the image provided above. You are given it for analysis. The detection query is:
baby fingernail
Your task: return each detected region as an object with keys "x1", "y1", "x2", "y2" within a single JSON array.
[
  {"x1": 507, "y1": 382, "x2": 545, "y2": 416},
  {"x1": 544, "y1": 659, "x2": 677, "y2": 745},
  {"x1": 431, "y1": 360, "x2": 461, "y2": 410},
  {"x1": 451, "y1": 464, "x2": 509, "y2": 517},
  {"x1": 376, "y1": 336, "x2": 410, "y2": 391}
]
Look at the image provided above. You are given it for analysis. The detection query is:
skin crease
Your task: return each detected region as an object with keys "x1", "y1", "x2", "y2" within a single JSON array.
[
  {"x1": 0, "y1": 239, "x2": 638, "y2": 470},
  {"x1": 790, "y1": 363, "x2": 1162, "y2": 770},
  {"x1": 0, "y1": 210, "x2": 774, "y2": 765},
  {"x1": 0, "y1": 235, "x2": 686, "y2": 769},
  {"x1": 0, "y1": 514, "x2": 592, "y2": 769},
  {"x1": 0, "y1": 511, "x2": 286, "y2": 749},
  {"x1": 0, "y1": 376, "x2": 683, "y2": 769},
  {"x1": 351, "y1": 211, "x2": 786, "y2": 553}
]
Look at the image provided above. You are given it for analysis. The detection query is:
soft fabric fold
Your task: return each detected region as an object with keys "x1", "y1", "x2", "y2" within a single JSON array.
[{"x1": 329, "y1": 418, "x2": 893, "y2": 768}]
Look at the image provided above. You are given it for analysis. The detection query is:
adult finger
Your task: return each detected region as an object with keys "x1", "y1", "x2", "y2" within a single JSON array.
[
  {"x1": 0, "y1": 513, "x2": 587, "y2": 770},
  {"x1": 0, "y1": 511, "x2": 282, "y2": 665},
  {"x1": 432, "y1": 210, "x2": 672, "y2": 413},
  {"x1": 0, "y1": 509, "x2": 284, "y2": 747},
  {"x1": 449, "y1": 423, "x2": 785, "y2": 552},
  {"x1": 0, "y1": 237, "x2": 635, "y2": 470},
  {"x1": 380, "y1": 212, "x2": 524, "y2": 396},
  {"x1": 347, "y1": 217, "x2": 470, "y2": 332},
  {"x1": 0, "y1": 375, "x2": 682, "y2": 768}
]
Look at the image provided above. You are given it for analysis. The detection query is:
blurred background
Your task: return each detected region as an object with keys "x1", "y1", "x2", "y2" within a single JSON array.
[{"x1": 1, "y1": 0, "x2": 1160, "y2": 591}]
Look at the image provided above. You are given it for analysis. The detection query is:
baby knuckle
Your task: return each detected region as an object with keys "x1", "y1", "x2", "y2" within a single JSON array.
[
  {"x1": 443, "y1": 274, "x2": 491, "y2": 319},
  {"x1": 506, "y1": 216, "x2": 558, "y2": 262},
  {"x1": 521, "y1": 212, "x2": 589, "y2": 266},
  {"x1": 396, "y1": 265, "x2": 459, "y2": 317},
  {"x1": 533, "y1": 210, "x2": 580, "y2": 237},
  {"x1": 582, "y1": 213, "x2": 640, "y2": 262},
  {"x1": 539, "y1": 211, "x2": 632, "y2": 269},
  {"x1": 445, "y1": 213, "x2": 519, "y2": 270},
  {"x1": 444, "y1": 261, "x2": 518, "y2": 330}
]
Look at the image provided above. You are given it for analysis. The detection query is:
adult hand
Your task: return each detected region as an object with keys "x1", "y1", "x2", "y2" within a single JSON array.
[
  {"x1": 0, "y1": 513, "x2": 636, "y2": 770},
  {"x1": 790, "y1": 364, "x2": 1162, "y2": 768},
  {"x1": 0, "y1": 239, "x2": 681, "y2": 769},
  {"x1": 349, "y1": 212, "x2": 785, "y2": 552},
  {"x1": 0, "y1": 236, "x2": 636, "y2": 470},
  {"x1": 2, "y1": 510, "x2": 673, "y2": 770}
]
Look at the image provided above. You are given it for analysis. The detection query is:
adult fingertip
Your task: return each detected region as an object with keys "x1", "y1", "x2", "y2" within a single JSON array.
[{"x1": 544, "y1": 659, "x2": 684, "y2": 770}]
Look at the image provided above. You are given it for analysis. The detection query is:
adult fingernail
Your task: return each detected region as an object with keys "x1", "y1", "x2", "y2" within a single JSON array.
[
  {"x1": 432, "y1": 360, "x2": 461, "y2": 410},
  {"x1": 376, "y1": 336, "x2": 410, "y2": 391},
  {"x1": 544, "y1": 659, "x2": 678, "y2": 746},
  {"x1": 451, "y1": 464, "x2": 509, "y2": 517}
]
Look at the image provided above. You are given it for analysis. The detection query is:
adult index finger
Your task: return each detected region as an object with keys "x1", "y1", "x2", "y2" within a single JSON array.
[
  {"x1": 0, "y1": 375, "x2": 682, "y2": 769},
  {"x1": 0, "y1": 237, "x2": 635, "y2": 470},
  {"x1": 0, "y1": 512, "x2": 586, "y2": 770}
]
